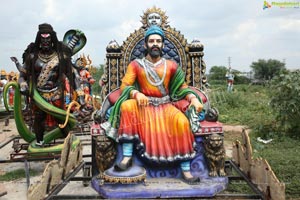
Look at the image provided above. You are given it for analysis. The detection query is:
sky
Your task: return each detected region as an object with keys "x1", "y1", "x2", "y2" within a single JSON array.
[{"x1": 1, "y1": 0, "x2": 299, "y2": 74}]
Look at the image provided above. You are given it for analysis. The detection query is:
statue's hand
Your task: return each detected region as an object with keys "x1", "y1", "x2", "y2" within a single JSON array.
[
  {"x1": 75, "y1": 90, "x2": 86, "y2": 106},
  {"x1": 10, "y1": 57, "x2": 18, "y2": 64},
  {"x1": 19, "y1": 82, "x2": 28, "y2": 94},
  {"x1": 190, "y1": 98, "x2": 203, "y2": 113},
  {"x1": 135, "y1": 92, "x2": 149, "y2": 106},
  {"x1": 89, "y1": 78, "x2": 95, "y2": 84},
  {"x1": 78, "y1": 95, "x2": 86, "y2": 106}
]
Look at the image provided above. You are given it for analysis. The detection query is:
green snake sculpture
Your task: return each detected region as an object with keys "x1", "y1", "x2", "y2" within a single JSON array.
[{"x1": 3, "y1": 81, "x2": 80, "y2": 154}]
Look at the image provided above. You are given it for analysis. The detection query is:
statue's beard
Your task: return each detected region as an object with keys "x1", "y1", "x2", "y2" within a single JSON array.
[
  {"x1": 147, "y1": 46, "x2": 162, "y2": 58},
  {"x1": 40, "y1": 43, "x2": 51, "y2": 52}
]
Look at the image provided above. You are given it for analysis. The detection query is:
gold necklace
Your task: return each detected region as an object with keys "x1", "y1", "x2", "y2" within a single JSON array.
[{"x1": 38, "y1": 52, "x2": 57, "y2": 62}]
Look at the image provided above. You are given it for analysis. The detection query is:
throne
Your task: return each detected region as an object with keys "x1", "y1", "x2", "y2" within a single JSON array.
[{"x1": 91, "y1": 7, "x2": 227, "y2": 198}]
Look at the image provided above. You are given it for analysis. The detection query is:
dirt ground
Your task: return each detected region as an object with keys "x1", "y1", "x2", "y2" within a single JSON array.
[
  {"x1": 0, "y1": 117, "x2": 99, "y2": 200},
  {"x1": 0, "y1": 117, "x2": 245, "y2": 200}
]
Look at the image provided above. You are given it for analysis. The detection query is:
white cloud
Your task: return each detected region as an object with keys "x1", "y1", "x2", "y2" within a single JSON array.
[
  {"x1": 279, "y1": 19, "x2": 300, "y2": 31},
  {"x1": 0, "y1": 0, "x2": 299, "y2": 72},
  {"x1": 117, "y1": 20, "x2": 141, "y2": 39},
  {"x1": 44, "y1": 0, "x2": 56, "y2": 17},
  {"x1": 233, "y1": 20, "x2": 260, "y2": 48}
]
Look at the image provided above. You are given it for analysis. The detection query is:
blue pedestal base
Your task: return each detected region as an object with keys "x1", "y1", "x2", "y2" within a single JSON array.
[{"x1": 92, "y1": 176, "x2": 228, "y2": 198}]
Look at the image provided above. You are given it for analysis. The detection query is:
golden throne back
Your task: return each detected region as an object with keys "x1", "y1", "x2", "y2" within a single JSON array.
[{"x1": 101, "y1": 7, "x2": 207, "y2": 98}]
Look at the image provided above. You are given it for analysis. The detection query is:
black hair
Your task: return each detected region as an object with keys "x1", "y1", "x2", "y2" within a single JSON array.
[{"x1": 22, "y1": 24, "x2": 73, "y2": 108}]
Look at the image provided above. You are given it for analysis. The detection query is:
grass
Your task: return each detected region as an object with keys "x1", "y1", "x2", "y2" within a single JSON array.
[
  {"x1": 223, "y1": 180, "x2": 255, "y2": 195},
  {"x1": 251, "y1": 134, "x2": 300, "y2": 199},
  {"x1": 208, "y1": 84, "x2": 274, "y2": 127},
  {"x1": 208, "y1": 83, "x2": 300, "y2": 199},
  {"x1": 0, "y1": 168, "x2": 40, "y2": 181},
  {"x1": 220, "y1": 168, "x2": 256, "y2": 195}
]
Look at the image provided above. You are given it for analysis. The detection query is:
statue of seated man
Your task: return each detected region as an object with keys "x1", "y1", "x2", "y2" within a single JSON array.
[{"x1": 101, "y1": 25, "x2": 203, "y2": 184}]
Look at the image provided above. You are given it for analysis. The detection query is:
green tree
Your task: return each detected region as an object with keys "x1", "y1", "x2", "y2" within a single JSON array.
[
  {"x1": 250, "y1": 59, "x2": 286, "y2": 80},
  {"x1": 234, "y1": 75, "x2": 250, "y2": 84},
  {"x1": 208, "y1": 66, "x2": 250, "y2": 85},
  {"x1": 90, "y1": 64, "x2": 104, "y2": 96},
  {"x1": 230, "y1": 69, "x2": 251, "y2": 84},
  {"x1": 269, "y1": 70, "x2": 300, "y2": 137},
  {"x1": 208, "y1": 66, "x2": 228, "y2": 84}
]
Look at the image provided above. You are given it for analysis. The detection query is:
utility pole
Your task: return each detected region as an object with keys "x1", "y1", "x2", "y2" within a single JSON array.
[
  {"x1": 228, "y1": 56, "x2": 231, "y2": 70},
  {"x1": 226, "y1": 57, "x2": 234, "y2": 92}
]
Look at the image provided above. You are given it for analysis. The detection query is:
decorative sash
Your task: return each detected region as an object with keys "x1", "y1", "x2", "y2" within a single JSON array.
[
  {"x1": 37, "y1": 54, "x2": 59, "y2": 88},
  {"x1": 136, "y1": 58, "x2": 167, "y2": 96}
]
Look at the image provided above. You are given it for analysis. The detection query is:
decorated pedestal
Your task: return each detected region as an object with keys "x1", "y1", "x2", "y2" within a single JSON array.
[
  {"x1": 91, "y1": 136, "x2": 228, "y2": 198},
  {"x1": 91, "y1": 6, "x2": 228, "y2": 198}
]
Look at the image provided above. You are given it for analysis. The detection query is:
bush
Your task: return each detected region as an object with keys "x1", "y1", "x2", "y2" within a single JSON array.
[{"x1": 269, "y1": 70, "x2": 300, "y2": 137}]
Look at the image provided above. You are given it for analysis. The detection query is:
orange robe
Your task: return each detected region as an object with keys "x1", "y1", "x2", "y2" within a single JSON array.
[{"x1": 118, "y1": 59, "x2": 196, "y2": 163}]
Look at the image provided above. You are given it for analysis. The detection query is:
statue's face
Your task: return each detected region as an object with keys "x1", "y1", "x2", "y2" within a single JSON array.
[
  {"x1": 147, "y1": 13, "x2": 162, "y2": 26},
  {"x1": 76, "y1": 59, "x2": 83, "y2": 67},
  {"x1": 40, "y1": 33, "x2": 52, "y2": 51},
  {"x1": 145, "y1": 34, "x2": 163, "y2": 58}
]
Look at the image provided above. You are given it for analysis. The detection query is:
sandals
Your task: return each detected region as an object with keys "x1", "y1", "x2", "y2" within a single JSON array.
[
  {"x1": 182, "y1": 171, "x2": 200, "y2": 184},
  {"x1": 114, "y1": 157, "x2": 133, "y2": 171}
]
